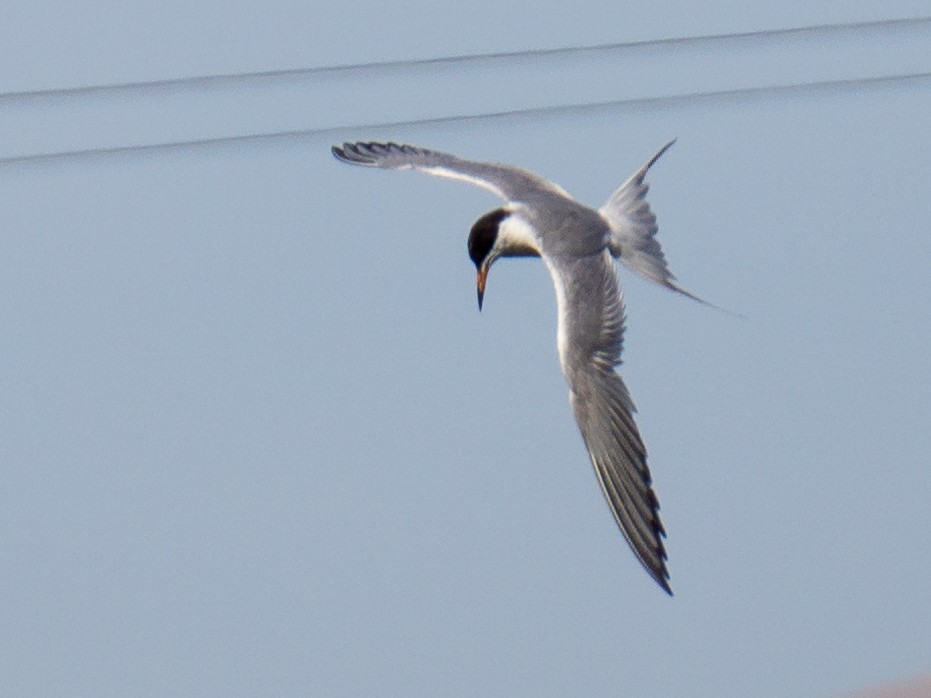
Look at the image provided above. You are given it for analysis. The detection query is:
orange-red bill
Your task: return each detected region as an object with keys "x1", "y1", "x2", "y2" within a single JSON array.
[{"x1": 476, "y1": 267, "x2": 488, "y2": 310}]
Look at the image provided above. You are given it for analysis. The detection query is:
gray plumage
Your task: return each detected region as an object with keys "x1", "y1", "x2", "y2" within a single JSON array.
[{"x1": 332, "y1": 140, "x2": 705, "y2": 594}]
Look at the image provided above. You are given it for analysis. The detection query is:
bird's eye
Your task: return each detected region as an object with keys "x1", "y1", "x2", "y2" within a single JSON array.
[{"x1": 468, "y1": 209, "x2": 508, "y2": 266}]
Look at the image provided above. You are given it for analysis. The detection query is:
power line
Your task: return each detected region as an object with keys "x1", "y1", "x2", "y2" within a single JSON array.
[
  {"x1": 2, "y1": 69, "x2": 928, "y2": 167},
  {"x1": 1, "y1": 16, "x2": 928, "y2": 101}
]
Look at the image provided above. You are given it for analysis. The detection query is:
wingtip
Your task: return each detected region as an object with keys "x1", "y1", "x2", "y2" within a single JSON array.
[
  {"x1": 647, "y1": 551, "x2": 673, "y2": 596},
  {"x1": 331, "y1": 143, "x2": 348, "y2": 162},
  {"x1": 331, "y1": 141, "x2": 409, "y2": 166},
  {"x1": 648, "y1": 543, "x2": 673, "y2": 596},
  {"x1": 331, "y1": 141, "x2": 374, "y2": 166}
]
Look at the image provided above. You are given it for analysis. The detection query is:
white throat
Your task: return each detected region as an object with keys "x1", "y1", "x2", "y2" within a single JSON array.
[{"x1": 497, "y1": 211, "x2": 541, "y2": 256}]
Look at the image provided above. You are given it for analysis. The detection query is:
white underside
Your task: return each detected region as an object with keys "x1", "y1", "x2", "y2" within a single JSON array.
[{"x1": 419, "y1": 166, "x2": 507, "y2": 200}]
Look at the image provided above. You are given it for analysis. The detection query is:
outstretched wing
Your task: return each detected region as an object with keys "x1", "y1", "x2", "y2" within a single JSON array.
[
  {"x1": 547, "y1": 250, "x2": 671, "y2": 594},
  {"x1": 599, "y1": 140, "x2": 711, "y2": 306},
  {"x1": 332, "y1": 141, "x2": 571, "y2": 203}
]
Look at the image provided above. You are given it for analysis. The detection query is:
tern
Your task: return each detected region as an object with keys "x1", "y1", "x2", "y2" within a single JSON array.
[{"x1": 332, "y1": 140, "x2": 707, "y2": 594}]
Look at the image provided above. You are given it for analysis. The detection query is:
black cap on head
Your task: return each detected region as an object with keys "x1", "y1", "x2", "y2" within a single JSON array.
[{"x1": 468, "y1": 208, "x2": 508, "y2": 268}]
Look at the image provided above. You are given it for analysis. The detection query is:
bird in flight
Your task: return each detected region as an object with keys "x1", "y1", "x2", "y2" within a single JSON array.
[{"x1": 332, "y1": 140, "x2": 707, "y2": 594}]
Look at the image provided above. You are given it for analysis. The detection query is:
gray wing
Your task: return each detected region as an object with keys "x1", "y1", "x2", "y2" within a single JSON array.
[
  {"x1": 332, "y1": 141, "x2": 570, "y2": 203},
  {"x1": 599, "y1": 140, "x2": 711, "y2": 307},
  {"x1": 548, "y1": 251, "x2": 671, "y2": 594}
]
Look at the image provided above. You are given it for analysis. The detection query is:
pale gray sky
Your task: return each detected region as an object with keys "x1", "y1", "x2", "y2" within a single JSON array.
[{"x1": 2, "y1": 4, "x2": 930, "y2": 697}]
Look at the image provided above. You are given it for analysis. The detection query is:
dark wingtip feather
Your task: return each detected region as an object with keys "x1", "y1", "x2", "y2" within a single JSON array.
[
  {"x1": 650, "y1": 530, "x2": 673, "y2": 596},
  {"x1": 331, "y1": 141, "x2": 415, "y2": 167},
  {"x1": 331, "y1": 142, "x2": 366, "y2": 164},
  {"x1": 650, "y1": 529, "x2": 673, "y2": 596},
  {"x1": 332, "y1": 141, "x2": 377, "y2": 165}
]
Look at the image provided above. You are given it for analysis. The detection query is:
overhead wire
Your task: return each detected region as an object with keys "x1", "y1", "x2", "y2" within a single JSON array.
[
  {"x1": 2, "y1": 69, "x2": 929, "y2": 166},
  {"x1": 0, "y1": 15, "x2": 928, "y2": 101}
]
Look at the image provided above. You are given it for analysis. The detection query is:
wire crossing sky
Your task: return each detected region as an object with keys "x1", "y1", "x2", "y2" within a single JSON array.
[
  {"x1": 2, "y1": 69, "x2": 930, "y2": 166},
  {"x1": 2, "y1": 15, "x2": 930, "y2": 164},
  {"x1": 0, "y1": 15, "x2": 928, "y2": 100}
]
